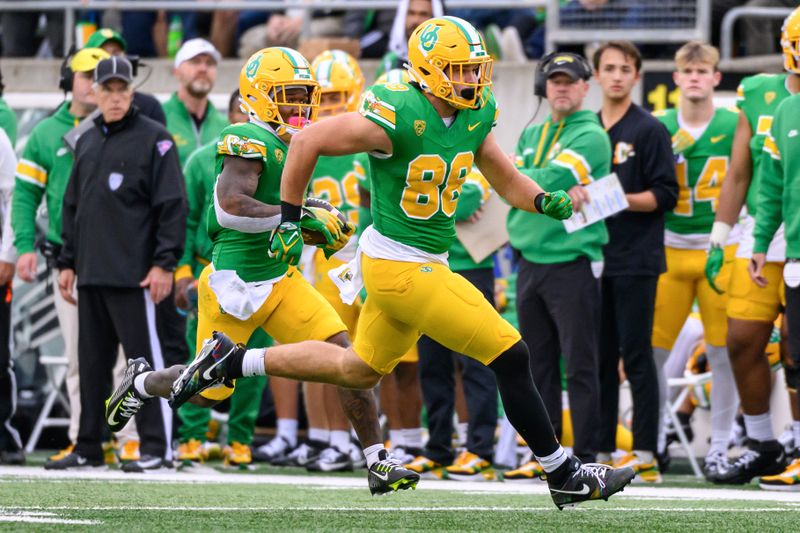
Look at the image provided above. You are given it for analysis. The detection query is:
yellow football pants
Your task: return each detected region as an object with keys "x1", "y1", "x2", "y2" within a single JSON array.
[{"x1": 727, "y1": 258, "x2": 785, "y2": 322}]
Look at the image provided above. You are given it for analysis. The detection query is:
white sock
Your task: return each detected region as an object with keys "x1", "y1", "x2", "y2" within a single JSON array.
[
  {"x1": 743, "y1": 412, "x2": 774, "y2": 442},
  {"x1": 634, "y1": 449, "x2": 654, "y2": 463},
  {"x1": 535, "y1": 446, "x2": 568, "y2": 473},
  {"x1": 133, "y1": 372, "x2": 154, "y2": 399},
  {"x1": 456, "y1": 422, "x2": 468, "y2": 447},
  {"x1": 400, "y1": 428, "x2": 423, "y2": 450},
  {"x1": 276, "y1": 418, "x2": 298, "y2": 447},
  {"x1": 330, "y1": 430, "x2": 350, "y2": 453},
  {"x1": 653, "y1": 347, "x2": 670, "y2": 455},
  {"x1": 706, "y1": 344, "x2": 740, "y2": 455},
  {"x1": 793, "y1": 421, "x2": 800, "y2": 448},
  {"x1": 364, "y1": 443, "x2": 385, "y2": 468},
  {"x1": 242, "y1": 349, "x2": 267, "y2": 377},
  {"x1": 389, "y1": 429, "x2": 402, "y2": 448},
  {"x1": 308, "y1": 427, "x2": 329, "y2": 444}
]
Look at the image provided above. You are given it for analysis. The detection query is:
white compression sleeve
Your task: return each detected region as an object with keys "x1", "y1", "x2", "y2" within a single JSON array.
[
  {"x1": 213, "y1": 184, "x2": 281, "y2": 233},
  {"x1": 706, "y1": 344, "x2": 740, "y2": 455}
]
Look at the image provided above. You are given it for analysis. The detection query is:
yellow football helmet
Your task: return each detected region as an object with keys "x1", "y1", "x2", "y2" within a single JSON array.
[
  {"x1": 782, "y1": 6, "x2": 800, "y2": 74},
  {"x1": 407, "y1": 16, "x2": 493, "y2": 110},
  {"x1": 311, "y1": 50, "x2": 365, "y2": 115},
  {"x1": 239, "y1": 47, "x2": 320, "y2": 137},
  {"x1": 375, "y1": 68, "x2": 411, "y2": 85}
]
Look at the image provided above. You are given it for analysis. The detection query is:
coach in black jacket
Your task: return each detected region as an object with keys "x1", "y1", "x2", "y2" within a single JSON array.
[
  {"x1": 593, "y1": 42, "x2": 678, "y2": 472},
  {"x1": 49, "y1": 57, "x2": 187, "y2": 471}
]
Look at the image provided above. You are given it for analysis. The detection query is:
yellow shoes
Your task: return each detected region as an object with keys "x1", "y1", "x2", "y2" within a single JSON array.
[
  {"x1": 202, "y1": 441, "x2": 223, "y2": 461},
  {"x1": 759, "y1": 458, "x2": 800, "y2": 491},
  {"x1": 224, "y1": 442, "x2": 252, "y2": 467},
  {"x1": 614, "y1": 452, "x2": 662, "y2": 483},
  {"x1": 102, "y1": 441, "x2": 118, "y2": 465},
  {"x1": 405, "y1": 455, "x2": 445, "y2": 479},
  {"x1": 177, "y1": 438, "x2": 204, "y2": 463},
  {"x1": 118, "y1": 440, "x2": 140, "y2": 462},
  {"x1": 49, "y1": 444, "x2": 74, "y2": 462},
  {"x1": 503, "y1": 460, "x2": 545, "y2": 483},
  {"x1": 445, "y1": 450, "x2": 495, "y2": 481}
]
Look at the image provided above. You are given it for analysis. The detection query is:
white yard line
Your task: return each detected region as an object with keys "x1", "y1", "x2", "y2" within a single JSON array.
[{"x1": 1, "y1": 466, "x2": 798, "y2": 503}]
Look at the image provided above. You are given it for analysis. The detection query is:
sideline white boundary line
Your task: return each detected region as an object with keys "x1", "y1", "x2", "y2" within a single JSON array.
[{"x1": 1, "y1": 466, "x2": 798, "y2": 503}]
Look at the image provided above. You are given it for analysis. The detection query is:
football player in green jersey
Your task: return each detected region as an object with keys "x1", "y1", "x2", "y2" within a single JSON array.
[
  {"x1": 265, "y1": 16, "x2": 633, "y2": 508},
  {"x1": 705, "y1": 7, "x2": 800, "y2": 484},
  {"x1": 106, "y1": 47, "x2": 419, "y2": 494},
  {"x1": 651, "y1": 41, "x2": 740, "y2": 481}
]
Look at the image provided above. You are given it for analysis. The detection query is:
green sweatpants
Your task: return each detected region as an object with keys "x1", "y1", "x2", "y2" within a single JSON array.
[{"x1": 178, "y1": 314, "x2": 270, "y2": 445}]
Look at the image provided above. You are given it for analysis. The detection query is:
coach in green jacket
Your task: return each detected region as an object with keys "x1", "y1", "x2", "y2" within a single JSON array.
[
  {"x1": 163, "y1": 39, "x2": 228, "y2": 166},
  {"x1": 507, "y1": 52, "x2": 611, "y2": 464}
]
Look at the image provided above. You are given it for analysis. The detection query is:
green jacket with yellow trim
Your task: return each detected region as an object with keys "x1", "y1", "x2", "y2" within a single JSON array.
[
  {"x1": 507, "y1": 109, "x2": 610, "y2": 264},
  {"x1": 12, "y1": 102, "x2": 79, "y2": 254}
]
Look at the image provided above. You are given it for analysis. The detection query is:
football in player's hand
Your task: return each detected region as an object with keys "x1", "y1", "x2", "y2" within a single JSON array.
[{"x1": 301, "y1": 197, "x2": 348, "y2": 245}]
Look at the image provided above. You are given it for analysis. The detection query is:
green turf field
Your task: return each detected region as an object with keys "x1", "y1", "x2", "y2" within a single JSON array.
[{"x1": 1, "y1": 464, "x2": 798, "y2": 532}]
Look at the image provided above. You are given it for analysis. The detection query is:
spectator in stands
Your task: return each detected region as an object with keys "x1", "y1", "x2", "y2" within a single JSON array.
[
  {"x1": 507, "y1": 52, "x2": 609, "y2": 466},
  {"x1": 742, "y1": 0, "x2": 797, "y2": 56},
  {"x1": 164, "y1": 39, "x2": 227, "y2": 166},
  {"x1": 50, "y1": 56, "x2": 186, "y2": 472},
  {"x1": 593, "y1": 41, "x2": 677, "y2": 479},
  {"x1": 12, "y1": 47, "x2": 110, "y2": 464},
  {"x1": 121, "y1": 10, "x2": 199, "y2": 58},
  {"x1": 84, "y1": 28, "x2": 166, "y2": 125},
  {"x1": 0, "y1": 122, "x2": 21, "y2": 465},
  {"x1": 1, "y1": 0, "x2": 64, "y2": 57},
  {"x1": 0, "y1": 67, "x2": 17, "y2": 147}
]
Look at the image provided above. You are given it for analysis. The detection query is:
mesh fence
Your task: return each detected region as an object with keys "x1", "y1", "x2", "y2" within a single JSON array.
[{"x1": 559, "y1": 0, "x2": 699, "y2": 30}]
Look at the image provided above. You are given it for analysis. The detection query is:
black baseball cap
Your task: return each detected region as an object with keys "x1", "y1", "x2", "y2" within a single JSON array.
[
  {"x1": 94, "y1": 56, "x2": 133, "y2": 85},
  {"x1": 543, "y1": 53, "x2": 590, "y2": 81}
]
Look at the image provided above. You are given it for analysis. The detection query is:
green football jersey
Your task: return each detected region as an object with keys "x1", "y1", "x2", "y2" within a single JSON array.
[
  {"x1": 208, "y1": 122, "x2": 288, "y2": 282},
  {"x1": 655, "y1": 107, "x2": 738, "y2": 236},
  {"x1": 179, "y1": 141, "x2": 217, "y2": 279},
  {"x1": 359, "y1": 83, "x2": 498, "y2": 254},
  {"x1": 736, "y1": 74, "x2": 791, "y2": 215},
  {"x1": 309, "y1": 154, "x2": 361, "y2": 228}
]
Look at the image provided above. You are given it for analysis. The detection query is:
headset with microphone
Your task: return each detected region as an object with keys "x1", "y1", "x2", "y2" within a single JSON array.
[{"x1": 533, "y1": 51, "x2": 593, "y2": 98}]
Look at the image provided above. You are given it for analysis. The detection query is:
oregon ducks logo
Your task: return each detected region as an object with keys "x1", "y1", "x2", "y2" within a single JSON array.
[
  {"x1": 245, "y1": 55, "x2": 261, "y2": 81},
  {"x1": 420, "y1": 24, "x2": 441, "y2": 52},
  {"x1": 274, "y1": 148, "x2": 284, "y2": 163},
  {"x1": 414, "y1": 120, "x2": 426, "y2": 136},
  {"x1": 765, "y1": 91, "x2": 776, "y2": 104}
]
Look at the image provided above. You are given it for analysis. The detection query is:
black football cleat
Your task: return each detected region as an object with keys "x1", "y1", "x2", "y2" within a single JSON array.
[
  {"x1": 547, "y1": 456, "x2": 635, "y2": 510},
  {"x1": 169, "y1": 331, "x2": 241, "y2": 408},
  {"x1": 368, "y1": 450, "x2": 420, "y2": 495}
]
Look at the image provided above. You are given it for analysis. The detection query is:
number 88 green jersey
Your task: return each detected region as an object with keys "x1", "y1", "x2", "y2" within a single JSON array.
[{"x1": 359, "y1": 82, "x2": 498, "y2": 254}]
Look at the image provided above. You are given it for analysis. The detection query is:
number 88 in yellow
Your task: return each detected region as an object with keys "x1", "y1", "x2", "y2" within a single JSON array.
[{"x1": 400, "y1": 152, "x2": 474, "y2": 219}]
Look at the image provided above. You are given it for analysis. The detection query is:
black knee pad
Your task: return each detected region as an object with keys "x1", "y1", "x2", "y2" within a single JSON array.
[{"x1": 488, "y1": 340, "x2": 530, "y2": 377}]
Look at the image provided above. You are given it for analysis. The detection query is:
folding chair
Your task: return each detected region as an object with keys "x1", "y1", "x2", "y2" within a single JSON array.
[
  {"x1": 666, "y1": 370, "x2": 712, "y2": 478},
  {"x1": 24, "y1": 354, "x2": 71, "y2": 453}
]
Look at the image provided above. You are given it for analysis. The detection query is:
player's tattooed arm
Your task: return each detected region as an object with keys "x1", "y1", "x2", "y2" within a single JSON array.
[
  {"x1": 216, "y1": 155, "x2": 281, "y2": 219},
  {"x1": 475, "y1": 132, "x2": 545, "y2": 212}
]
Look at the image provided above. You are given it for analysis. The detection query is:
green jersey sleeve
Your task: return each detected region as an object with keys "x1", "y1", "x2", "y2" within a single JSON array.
[
  {"x1": 12, "y1": 130, "x2": 48, "y2": 254},
  {"x1": 753, "y1": 123, "x2": 784, "y2": 254}
]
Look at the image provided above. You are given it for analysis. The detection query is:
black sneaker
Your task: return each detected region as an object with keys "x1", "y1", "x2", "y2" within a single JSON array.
[
  {"x1": 169, "y1": 332, "x2": 242, "y2": 408},
  {"x1": 272, "y1": 441, "x2": 325, "y2": 467},
  {"x1": 307, "y1": 447, "x2": 353, "y2": 473},
  {"x1": 0, "y1": 449, "x2": 25, "y2": 465},
  {"x1": 368, "y1": 449, "x2": 420, "y2": 495},
  {"x1": 44, "y1": 452, "x2": 105, "y2": 470},
  {"x1": 547, "y1": 456, "x2": 635, "y2": 510},
  {"x1": 121, "y1": 454, "x2": 175, "y2": 473},
  {"x1": 711, "y1": 439, "x2": 786, "y2": 485},
  {"x1": 253, "y1": 436, "x2": 294, "y2": 464},
  {"x1": 106, "y1": 358, "x2": 152, "y2": 433}
]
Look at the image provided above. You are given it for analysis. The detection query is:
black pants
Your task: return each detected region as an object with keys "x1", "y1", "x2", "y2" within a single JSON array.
[
  {"x1": 74, "y1": 286, "x2": 177, "y2": 460},
  {"x1": 417, "y1": 268, "x2": 498, "y2": 464},
  {"x1": 597, "y1": 275, "x2": 659, "y2": 453},
  {"x1": 516, "y1": 257, "x2": 600, "y2": 462},
  {"x1": 0, "y1": 284, "x2": 21, "y2": 453},
  {"x1": 784, "y1": 272, "x2": 800, "y2": 416}
]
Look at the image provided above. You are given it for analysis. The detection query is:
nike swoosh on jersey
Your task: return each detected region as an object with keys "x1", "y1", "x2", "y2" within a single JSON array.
[
  {"x1": 710, "y1": 135, "x2": 726, "y2": 143},
  {"x1": 468, "y1": 122, "x2": 482, "y2": 132},
  {"x1": 550, "y1": 483, "x2": 590, "y2": 495},
  {"x1": 57, "y1": 147, "x2": 69, "y2": 157}
]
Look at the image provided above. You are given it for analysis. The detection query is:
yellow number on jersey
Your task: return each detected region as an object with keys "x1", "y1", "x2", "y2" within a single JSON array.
[
  {"x1": 310, "y1": 173, "x2": 360, "y2": 226},
  {"x1": 400, "y1": 152, "x2": 474, "y2": 220},
  {"x1": 674, "y1": 156, "x2": 727, "y2": 217}
]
